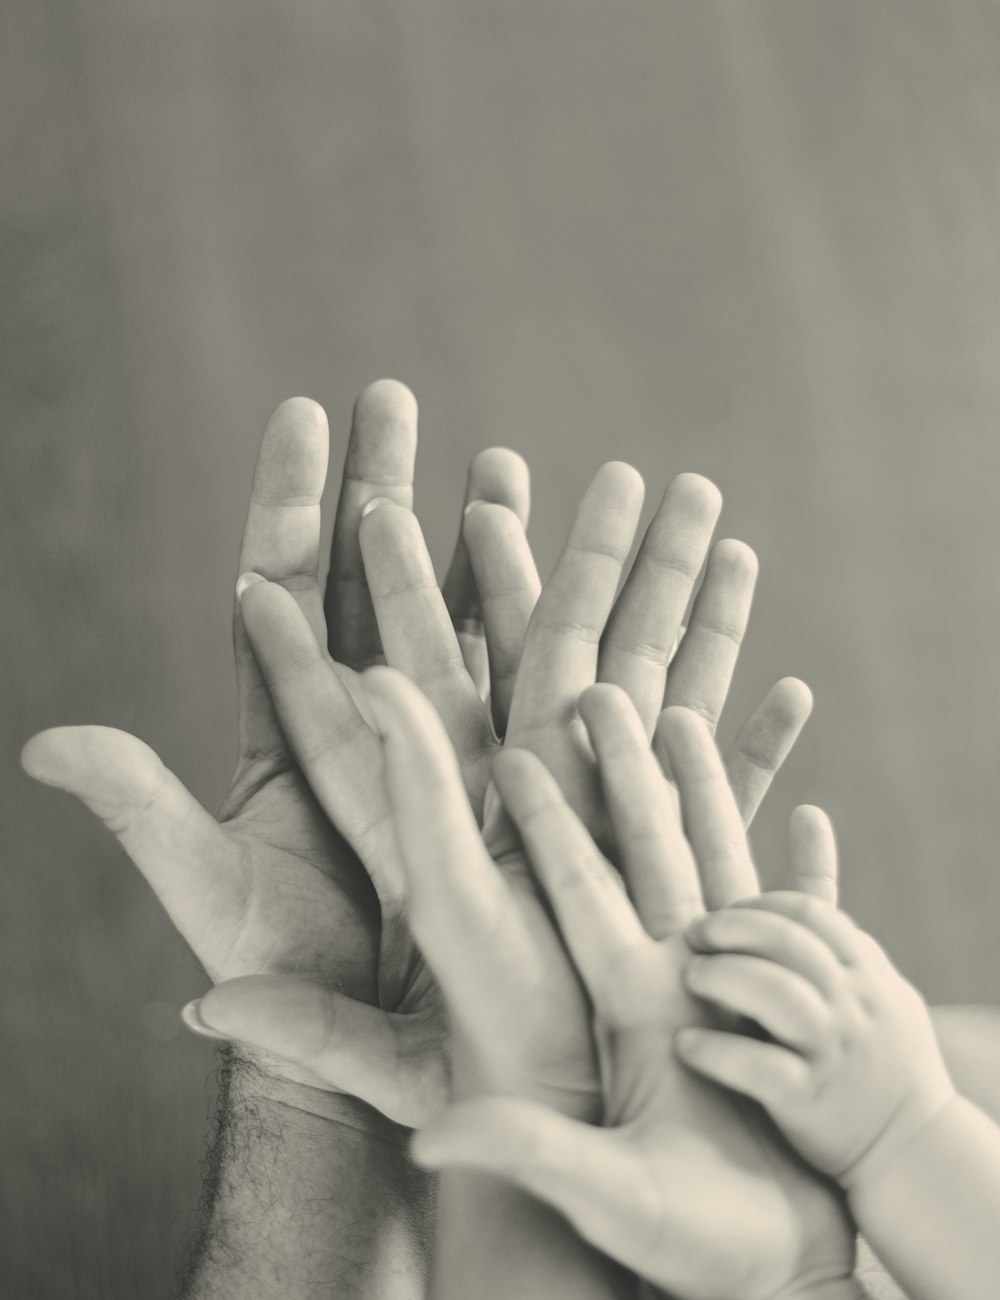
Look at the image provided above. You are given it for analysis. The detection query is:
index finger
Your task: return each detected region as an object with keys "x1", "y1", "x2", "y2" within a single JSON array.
[
  {"x1": 361, "y1": 668, "x2": 520, "y2": 976},
  {"x1": 235, "y1": 397, "x2": 330, "y2": 764},
  {"x1": 325, "y1": 380, "x2": 417, "y2": 670},
  {"x1": 491, "y1": 748, "x2": 649, "y2": 1006},
  {"x1": 655, "y1": 707, "x2": 759, "y2": 908},
  {"x1": 599, "y1": 474, "x2": 722, "y2": 735},
  {"x1": 506, "y1": 462, "x2": 644, "y2": 741},
  {"x1": 441, "y1": 447, "x2": 532, "y2": 701}
]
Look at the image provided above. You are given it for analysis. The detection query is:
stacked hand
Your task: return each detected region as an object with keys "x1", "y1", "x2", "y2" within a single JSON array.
[
  {"x1": 361, "y1": 670, "x2": 855, "y2": 1299},
  {"x1": 157, "y1": 396, "x2": 811, "y2": 1127},
  {"x1": 22, "y1": 379, "x2": 851, "y2": 1300},
  {"x1": 21, "y1": 382, "x2": 533, "y2": 1121}
]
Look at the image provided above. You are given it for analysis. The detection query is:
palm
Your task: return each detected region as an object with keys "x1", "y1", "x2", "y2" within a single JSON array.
[
  {"x1": 619, "y1": 943, "x2": 852, "y2": 1300},
  {"x1": 217, "y1": 767, "x2": 380, "y2": 996}
]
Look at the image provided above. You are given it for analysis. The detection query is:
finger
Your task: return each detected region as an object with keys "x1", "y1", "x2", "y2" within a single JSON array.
[
  {"x1": 662, "y1": 539, "x2": 757, "y2": 734},
  {"x1": 464, "y1": 503, "x2": 541, "y2": 737},
  {"x1": 787, "y1": 805, "x2": 839, "y2": 902},
  {"x1": 360, "y1": 501, "x2": 494, "y2": 811},
  {"x1": 506, "y1": 462, "x2": 645, "y2": 740},
  {"x1": 238, "y1": 579, "x2": 401, "y2": 902},
  {"x1": 674, "y1": 1025, "x2": 810, "y2": 1111},
  {"x1": 684, "y1": 954, "x2": 830, "y2": 1051},
  {"x1": 731, "y1": 891, "x2": 866, "y2": 966},
  {"x1": 684, "y1": 905, "x2": 844, "y2": 998},
  {"x1": 235, "y1": 397, "x2": 330, "y2": 763},
  {"x1": 578, "y1": 684, "x2": 703, "y2": 937},
  {"x1": 21, "y1": 728, "x2": 244, "y2": 975},
  {"x1": 413, "y1": 1098, "x2": 645, "y2": 1272},
  {"x1": 190, "y1": 975, "x2": 445, "y2": 1128},
  {"x1": 723, "y1": 678, "x2": 814, "y2": 828},
  {"x1": 598, "y1": 475, "x2": 722, "y2": 736},
  {"x1": 655, "y1": 707, "x2": 759, "y2": 907},
  {"x1": 362, "y1": 668, "x2": 526, "y2": 996},
  {"x1": 491, "y1": 747, "x2": 649, "y2": 1009},
  {"x1": 325, "y1": 380, "x2": 418, "y2": 670},
  {"x1": 442, "y1": 448, "x2": 531, "y2": 701}
]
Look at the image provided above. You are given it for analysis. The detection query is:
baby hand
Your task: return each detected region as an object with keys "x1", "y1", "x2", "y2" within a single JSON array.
[{"x1": 677, "y1": 889, "x2": 956, "y2": 1190}]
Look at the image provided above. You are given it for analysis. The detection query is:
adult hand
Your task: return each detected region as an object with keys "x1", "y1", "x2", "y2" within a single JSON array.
[
  {"x1": 20, "y1": 382, "x2": 527, "y2": 1125},
  {"x1": 198, "y1": 461, "x2": 814, "y2": 1121},
  {"x1": 409, "y1": 686, "x2": 855, "y2": 1300}
]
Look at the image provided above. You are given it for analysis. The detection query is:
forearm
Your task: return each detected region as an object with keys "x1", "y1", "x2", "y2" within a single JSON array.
[
  {"x1": 431, "y1": 1170, "x2": 634, "y2": 1300},
  {"x1": 180, "y1": 1049, "x2": 435, "y2": 1300},
  {"x1": 846, "y1": 1095, "x2": 1000, "y2": 1300}
]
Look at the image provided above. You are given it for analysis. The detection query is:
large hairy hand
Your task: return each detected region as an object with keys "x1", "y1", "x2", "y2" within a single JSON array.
[
  {"x1": 20, "y1": 383, "x2": 527, "y2": 1125},
  {"x1": 196, "y1": 458, "x2": 814, "y2": 1122},
  {"x1": 408, "y1": 686, "x2": 856, "y2": 1300}
]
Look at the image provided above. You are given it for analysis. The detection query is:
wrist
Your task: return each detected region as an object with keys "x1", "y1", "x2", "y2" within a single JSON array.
[
  {"x1": 841, "y1": 1083, "x2": 956, "y2": 1198},
  {"x1": 182, "y1": 1047, "x2": 434, "y2": 1300},
  {"x1": 226, "y1": 1043, "x2": 413, "y2": 1138}
]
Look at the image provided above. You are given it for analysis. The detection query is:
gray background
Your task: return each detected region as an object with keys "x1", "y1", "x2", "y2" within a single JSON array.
[{"x1": 4, "y1": 2, "x2": 1000, "y2": 1295}]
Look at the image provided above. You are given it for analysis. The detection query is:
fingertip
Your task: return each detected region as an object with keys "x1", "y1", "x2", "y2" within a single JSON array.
[
  {"x1": 360, "y1": 495, "x2": 397, "y2": 520},
  {"x1": 594, "y1": 460, "x2": 645, "y2": 507},
  {"x1": 409, "y1": 1127, "x2": 449, "y2": 1168},
  {"x1": 771, "y1": 676, "x2": 814, "y2": 723},
  {"x1": 790, "y1": 803, "x2": 831, "y2": 830},
  {"x1": 180, "y1": 998, "x2": 230, "y2": 1042},
  {"x1": 709, "y1": 537, "x2": 759, "y2": 582},
  {"x1": 578, "y1": 681, "x2": 631, "y2": 717},
  {"x1": 491, "y1": 744, "x2": 540, "y2": 784},
  {"x1": 360, "y1": 666, "x2": 429, "y2": 742},
  {"x1": 354, "y1": 377, "x2": 418, "y2": 425},
  {"x1": 255, "y1": 398, "x2": 330, "y2": 502},
  {"x1": 461, "y1": 499, "x2": 522, "y2": 543},
  {"x1": 673, "y1": 1025, "x2": 705, "y2": 1059},
  {"x1": 20, "y1": 730, "x2": 61, "y2": 783},
  {"x1": 657, "y1": 704, "x2": 709, "y2": 744},
  {"x1": 666, "y1": 471, "x2": 723, "y2": 520},
  {"x1": 21, "y1": 725, "x2": 151, "y2": 790},
  {"x1": 346, "y1": 382, "x2": 419, "y2": 482},
  {"x1": 357, "y1": 496, "x2": 412, "y2": 544},
  {"x1": 236, "y1": 571, "x2": 266, "y2": 602},
  {"x1": 468, "y1": 447, "x2": 531, "y2": 522}
]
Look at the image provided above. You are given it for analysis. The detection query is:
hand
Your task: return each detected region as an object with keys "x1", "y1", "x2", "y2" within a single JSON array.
[
  {"x1": 200, "y1": 461, "x2": 814, "y2": 1122},
  {"x1": 679, "y1": 892, "x2": 956, "y2": 1190},
  {"x1": 408, "y1": 687, "x2": 855, "y2": 1300},
  {"x1": 20, "y1": 382, "x2": 527, "y2": 1124}
]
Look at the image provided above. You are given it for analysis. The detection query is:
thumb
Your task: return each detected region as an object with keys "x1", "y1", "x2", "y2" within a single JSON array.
[
  {"x1": 192, "y1": 975, "x2": 446, "y2": 1129},
  {"x1": 414, "y1": 1099, "x2": 648, "y2": 1265},
  {"x1": 21, "y1": 726, "x2": 242, "y2": 962}
]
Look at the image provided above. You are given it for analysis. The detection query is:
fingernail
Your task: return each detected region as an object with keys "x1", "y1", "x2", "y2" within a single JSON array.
[
  {"x1": 684, "y1": 956, "x2": 706, "y2": 983},
  {"x1": 362, "y1": 496, "x2": 393, "y2": 519},
  {"x1": 463, "y1": 499, "x2": 487, "y2": 517},
  {"x1": 180, "y1": 999, "x2": 230, "y2": 1041},
  {"x1": 236, "y1": 572, "x2": 266, "y2": 601}
]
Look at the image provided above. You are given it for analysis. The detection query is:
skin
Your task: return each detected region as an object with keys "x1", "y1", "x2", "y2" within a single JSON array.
[
  {"x1": 193, "y1": 459, "x2": 815, "y2": 1114},
  {"x1": 362, "y1": 673, "x2": 855, "y2": 1299},
  {"x1": 21, "y1": 383, "x2": 532, "y2": 1297},
  {"x1": 679, "y1": 895, "x2": 1000, "y2": 1300},
  {"x1": 194, "y1": 455, "x2": 813, "y2": 1300},
  {"x1": 21, "y1": 382, "x2": 811, "y2": 1297}
]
